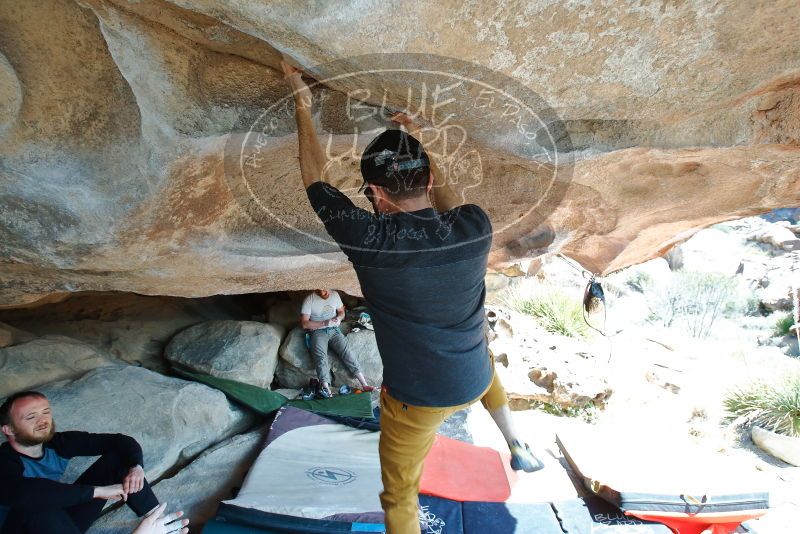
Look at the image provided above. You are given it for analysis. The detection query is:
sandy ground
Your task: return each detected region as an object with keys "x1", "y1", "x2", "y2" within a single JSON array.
[{"x1": 444, "y1": 313, "x2": 800, "y2": 533}]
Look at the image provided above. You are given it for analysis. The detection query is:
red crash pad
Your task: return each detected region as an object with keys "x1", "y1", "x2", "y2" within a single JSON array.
[
  {"x1": 420, "y1": 434, "x2": 517, "y2": 502},
  {"x1": 628, "y1": 510, "x2": 769, "y2": 534}
]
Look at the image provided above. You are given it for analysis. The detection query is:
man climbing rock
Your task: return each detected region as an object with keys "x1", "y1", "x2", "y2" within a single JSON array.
[
  {"x1": 281, "y1": 60, "x2": 543, "y2": 534},
  {"x1": 0, "y1": 391, "x2": 166, "y2": 534},
  {"x1": 300, "y1": 288, "x2": 376, "y2": 397}
]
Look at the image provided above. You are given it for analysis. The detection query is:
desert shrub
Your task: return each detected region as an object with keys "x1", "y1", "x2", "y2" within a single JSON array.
[
  {"x1": 774, "y1": 314, "x2": 796, "y2": 337},
  {"x1": 528, "y1": 400, "x2": 598, "y2": 423},
  {"x1": 741, "y1": 295, "x2": 764, "y2": 317},
  {"x1": 626, "y1": 271, "x2": 652, "y2": 293},
  {"x1": 724, "y1": 375, "x2": 800, "y2": 437},
  {"x1": 645, "y1": 271, "x2": 739, "y2": 338},
  {"x1": 722, "y1": 292, "x2": 762, "y2": 318},
  {"x1": 500, "y1": 284, "x2": 589, "y2": 338}
]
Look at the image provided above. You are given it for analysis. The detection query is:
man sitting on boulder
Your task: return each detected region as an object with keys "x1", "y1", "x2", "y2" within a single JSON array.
[
  {"x1": 300, "y1": 289, "x2": 376, "y2": 398},
  {"x1": 0, "y1": 391, "x2": 161, "y2": 534}
]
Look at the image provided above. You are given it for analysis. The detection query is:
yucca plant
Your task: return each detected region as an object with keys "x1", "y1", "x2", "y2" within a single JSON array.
[
  {"x1": 724, "y1": 375, "x2": 800, "y2": 437},
  {"x1": 774, "y1": 313, "x2": 795, "y2": 337},
  {"x1": 793, "y1": 285, "x2": 800, "y2": 346}
]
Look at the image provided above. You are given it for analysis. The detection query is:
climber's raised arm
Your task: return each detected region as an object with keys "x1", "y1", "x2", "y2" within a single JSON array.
[{"x1": 281, "y1": 60, "x2": 326, "y2": 188}]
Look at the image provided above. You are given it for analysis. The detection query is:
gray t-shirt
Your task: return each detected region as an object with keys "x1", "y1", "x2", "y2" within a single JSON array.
[
  {"x1": 307, "y1": 182, "x2": 493, "y2": 407},
  {"x1": 301, "y1": 291, "x2": 343, "y2": 329}
]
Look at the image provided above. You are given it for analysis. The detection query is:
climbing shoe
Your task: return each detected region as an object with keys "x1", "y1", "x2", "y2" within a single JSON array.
[
  {"x1": 339, "y1": 384, "x2": 352, "y2": 395},
  {"x1": 317, "y1": 388, "x2": 332, "y2": 399},
  {"x1": 509, "y1": 440, "x2": 544, "y2": 473},
  {"x1": 309, "y1": 378, "x2": 320, "y2": 396}
]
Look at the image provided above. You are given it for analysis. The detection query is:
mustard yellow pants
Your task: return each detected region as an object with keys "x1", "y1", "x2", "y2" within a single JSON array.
[{"x1": 378, "y1": 369, "x2": 508, "y2": 534}]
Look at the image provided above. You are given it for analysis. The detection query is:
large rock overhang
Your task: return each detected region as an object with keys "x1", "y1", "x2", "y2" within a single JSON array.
[{"x1": 0, "y1": 0, "x2": 798, "y2": 306}]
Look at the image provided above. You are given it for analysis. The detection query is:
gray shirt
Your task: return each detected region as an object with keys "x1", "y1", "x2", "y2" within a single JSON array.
[
  {"x1": 301, "y1": 291, "x2": 343, "y2": 329},
  {"x1": 307, "y1": 182, "x2": 493, "y2": 407}
]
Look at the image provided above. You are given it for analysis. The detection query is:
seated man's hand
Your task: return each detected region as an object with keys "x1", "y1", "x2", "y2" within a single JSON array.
[
  {"x1": 123, "y1": 464, "x2": 146, "y2": 496},
  {"x1": 328, "y1": 317, "x2": 341, "y2": 327},
  {"x1": 133, "y1": 503, "x2": 189, "y2": 534},
  {"x1": 94, "y1": 483, "x2": 125, "y2": 501}
]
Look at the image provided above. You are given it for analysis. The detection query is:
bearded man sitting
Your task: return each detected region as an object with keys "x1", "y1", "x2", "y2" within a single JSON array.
[{"x1": 0, "y1": 390, "x2": 160, "y2": 534}]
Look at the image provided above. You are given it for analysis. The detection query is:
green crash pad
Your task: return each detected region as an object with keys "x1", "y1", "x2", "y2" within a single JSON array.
[{"x1": 175, "y1": 369, "x2": 375, "y2": 419}]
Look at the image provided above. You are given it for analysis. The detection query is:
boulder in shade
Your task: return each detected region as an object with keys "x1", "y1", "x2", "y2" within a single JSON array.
[
  {"x1": 266, "y1": 299, "x2": 302, "y2": 330},
  {"x1": 25, "y1": 366, "x2": 252, "y2": 482},
  {"x1": 88, "y1": 429, "x2": 266, "y2": 534},
  {"x1": 165, "y1": 320, "x2": 285, "y2": 388},
  {"x1": 0, "y1": 322, "x2": 34, "y2": 348},
  {"x1": 0, "y1": 335, "x2": 116, "y2": 398},
  {"x1": 0, "y1": 294, "x2": 247, "y2": 371}
]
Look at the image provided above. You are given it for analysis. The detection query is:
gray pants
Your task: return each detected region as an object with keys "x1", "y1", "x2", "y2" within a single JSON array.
[{"x1": 310, "y1": 327, "x2": 361, "y2": 385}]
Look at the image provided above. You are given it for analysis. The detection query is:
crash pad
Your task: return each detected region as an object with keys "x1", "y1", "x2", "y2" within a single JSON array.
[
  {"x1": 175, "y1": 369, "x2": 375, "y2": 418},
  {"x1": 420, "y1": 434, "x2": 516, "y2": 502}
]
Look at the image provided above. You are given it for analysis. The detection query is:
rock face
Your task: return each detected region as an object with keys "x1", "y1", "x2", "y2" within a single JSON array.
[
  {"x1": 670, "y1": 218, "x2": 799, "y2": 313},
  {"x1": 88, "y1": 429, "x2": 266, "y2": 534},
  {"x1": 0, "y1": 293, "x2": 252, "y2": 371},
  {"x1": 1, "y1": 0, "x2": 799, "y2": 306},
  {"x1": 0, "y1": 321, "x2": 34, "y2": 348},
  {"x1": 165, "y1": 320, "x2": 284, "y2": 388},
  {"x1": 778, "y1": 333, "x2": 799, "y2": 358},
  {"x1": 0, "y1": 335, "x2": 116, "y2": 397},
  {"x1": 752, "y1": 426, "x2": 800, "y2": 467},
  {"x1": 30, "y1": 366, "x2": 252, "y2": 482},
  {"x1": 749, "y1": 225, "x2": 800, "y2": 251},
  {"x1": 487, "y1": 308, "x2": 613, "y2": 410},
  {"x1": 276, "y1": 327, "x2": 383, "y2": 388},
  {"x1": 267, "y1": 300, "x2": 302, "y2": 330}
]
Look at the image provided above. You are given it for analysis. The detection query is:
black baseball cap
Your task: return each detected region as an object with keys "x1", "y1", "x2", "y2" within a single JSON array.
[{"x1": 359, "y1": 129, "x2": 430, "y2": 193}]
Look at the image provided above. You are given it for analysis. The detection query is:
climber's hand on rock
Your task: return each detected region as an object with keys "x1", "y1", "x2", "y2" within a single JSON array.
[
  {"x1": 281, "y1": 60, "x2": 312, "y2": 110},
  {"x1": 280, "y1": 59, "x2": 302, "y2": 80},
  {"x1": 391, "y1": 112, "x2": 421, "y2": 134}
]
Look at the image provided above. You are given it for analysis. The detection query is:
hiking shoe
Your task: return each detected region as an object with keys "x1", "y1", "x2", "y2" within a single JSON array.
[{"x1": 509, "y1": 440, "x2": 544, "y2": 473}]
